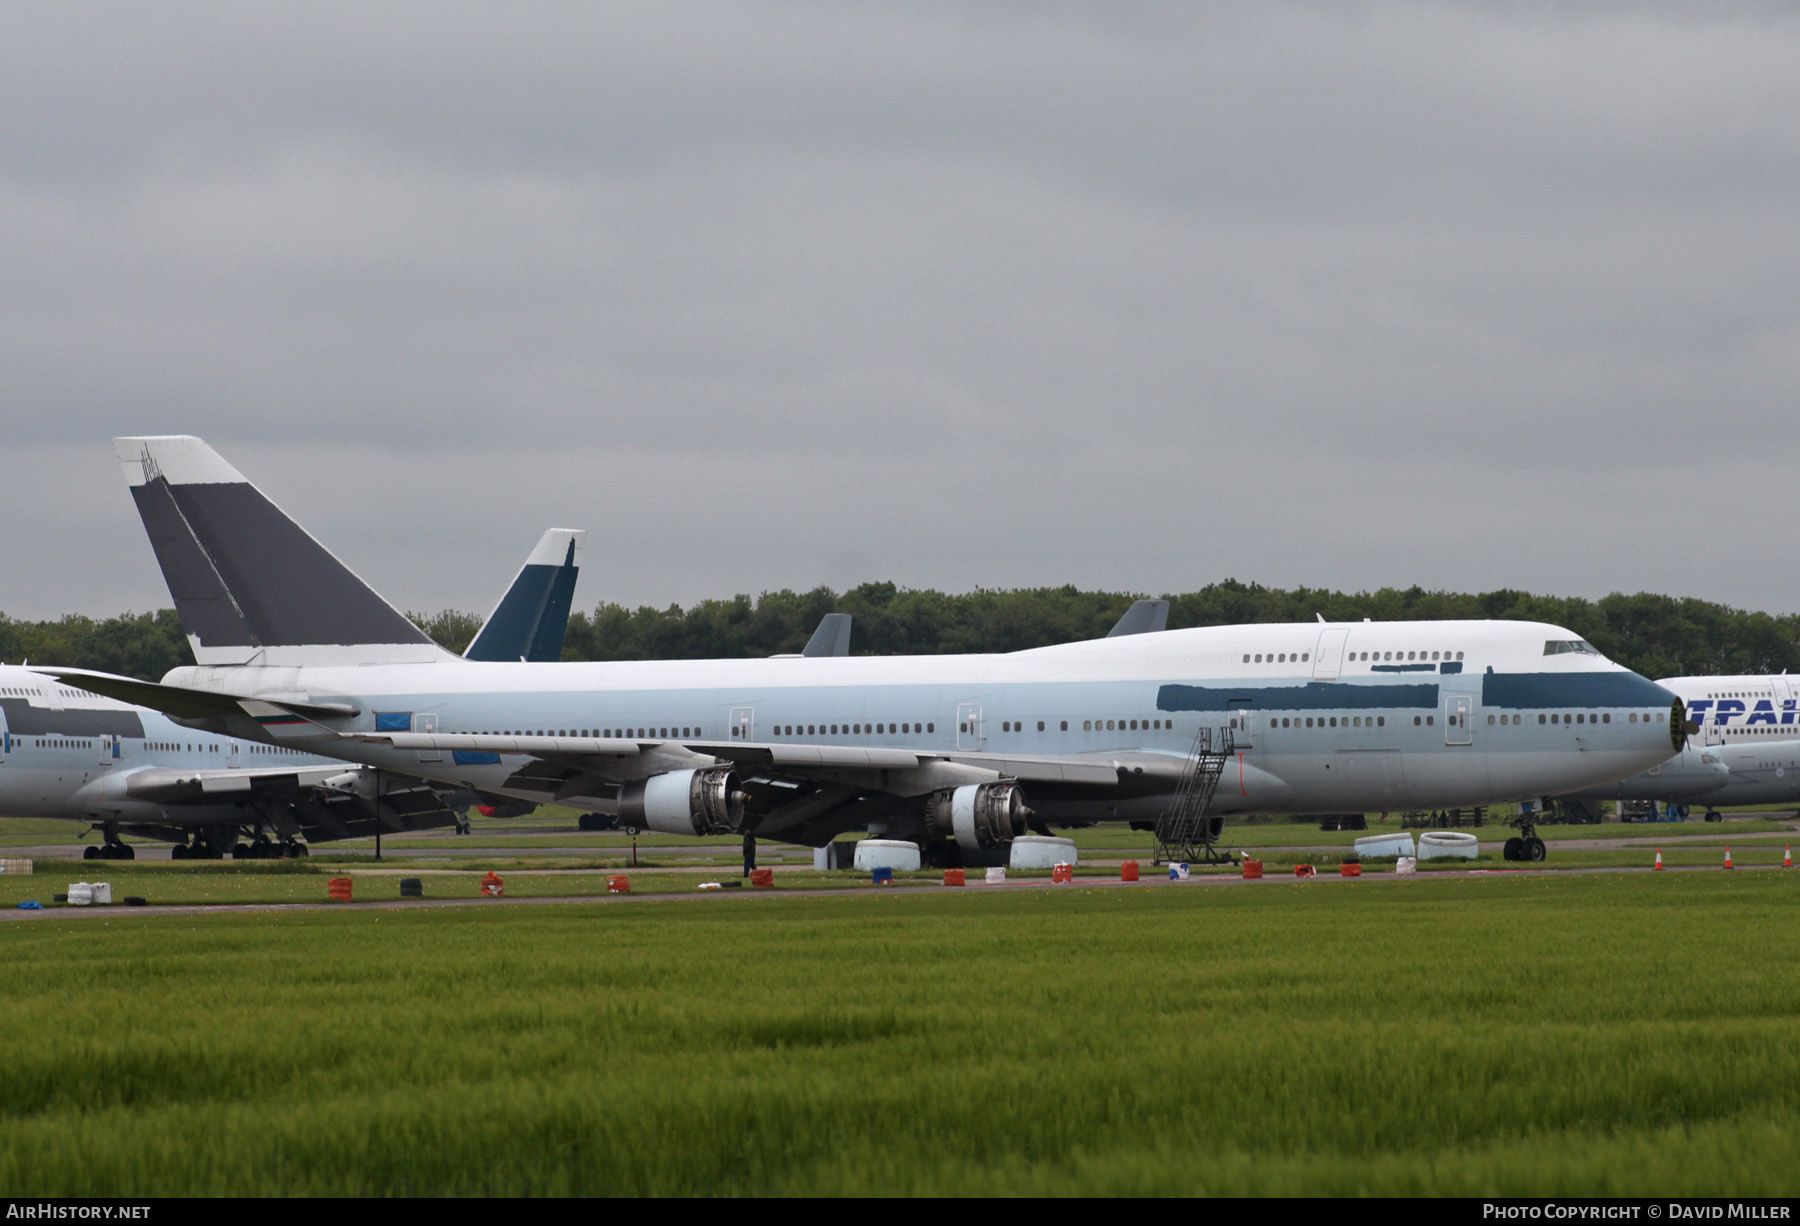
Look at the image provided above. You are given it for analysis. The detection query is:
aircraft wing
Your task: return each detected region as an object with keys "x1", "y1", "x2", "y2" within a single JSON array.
[
  {"x1": 116, "y1": 763, "x2": 353, "y2": 803},
  {"x1": 348, "y1": 731, "x2": 1130, "y2": 789}
]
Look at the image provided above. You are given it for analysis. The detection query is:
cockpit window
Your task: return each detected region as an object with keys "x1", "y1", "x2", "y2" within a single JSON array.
[{"x1": 1543, "y1": 640, "x2": 1600, "y2": 657}]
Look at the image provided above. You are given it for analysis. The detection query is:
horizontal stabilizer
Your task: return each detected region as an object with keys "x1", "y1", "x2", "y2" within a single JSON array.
[{"x1": 29, "y1": 666, "x2": 357, "y2": 725}]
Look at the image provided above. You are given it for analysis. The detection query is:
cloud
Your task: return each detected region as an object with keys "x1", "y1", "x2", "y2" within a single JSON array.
[{"x1": 4, "y1": 2, "x2": 1798, "y2": 619}]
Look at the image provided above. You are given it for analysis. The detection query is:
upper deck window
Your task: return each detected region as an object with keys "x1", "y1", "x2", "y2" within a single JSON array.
[{"x1": 1543, "y1": 640, "x2": 1600, "y2": 657}]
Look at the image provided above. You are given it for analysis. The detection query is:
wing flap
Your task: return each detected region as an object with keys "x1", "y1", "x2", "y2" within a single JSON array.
[{"x1": 940, "y1": 754, "x2": 1121, "y2": 786}]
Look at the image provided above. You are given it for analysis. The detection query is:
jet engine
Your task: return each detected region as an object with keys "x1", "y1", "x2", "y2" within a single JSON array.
[
  {"x1": 316, "y1": 768, "x2": 377, "y2": 801},
  {"x1": 619, "y1": 768, "x2": 747, "y2": 836},
  {"x1": 925, "y1": 781, "x2": 1030, "y2": 851}
]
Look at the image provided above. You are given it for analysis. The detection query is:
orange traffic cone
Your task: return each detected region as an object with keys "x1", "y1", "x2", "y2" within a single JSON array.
[
  {"x1": 1653, "y1": 849, "x2": 1664, "y2": 871},
  {"x1": 1724, "y1": 847, "x2": 1734, "y2": 870},
  {"x1": 1785, "y1": 846, "x2": 1793, "y2": 869}
]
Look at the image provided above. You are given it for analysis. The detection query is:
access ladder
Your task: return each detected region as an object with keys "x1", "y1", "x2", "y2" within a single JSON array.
[{"x1": 1153, "y1": 724, "x2": 1235, "y2": 866}]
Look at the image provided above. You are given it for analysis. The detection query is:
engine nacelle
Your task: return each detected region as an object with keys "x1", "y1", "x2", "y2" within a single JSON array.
[
  {"x1": 926, "y1": 782, "x2": 1030, "y2": 851},
  {"x1": 316, "y1": 768, "x2": 377, "y2": 801},
  {"x1": 619, "y1": 768, "x2": 746, "y2": 836}
]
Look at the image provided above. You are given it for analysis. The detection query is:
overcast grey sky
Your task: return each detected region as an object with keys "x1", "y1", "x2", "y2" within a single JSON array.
[{"x1": 4, "y1": 2, "x2": 1798, "y2": 621}]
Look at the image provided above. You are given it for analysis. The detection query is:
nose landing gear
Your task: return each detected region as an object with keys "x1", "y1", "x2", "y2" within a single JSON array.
[
  {"x1": 1502, "y1": 807, "x2": 1548, "y2": 861},
  {"x1": 82, "y1": 825, "x2": 137, "y2": 860}
]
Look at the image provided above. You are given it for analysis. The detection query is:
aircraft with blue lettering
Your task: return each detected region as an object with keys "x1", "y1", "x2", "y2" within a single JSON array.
[
  {"x1": 1, "y1": 527, "x2": 582, "y2": 858},
  {"x1": 1557, "y1": 673, "x2": 1800, "y2": 818},
  {"x1": 39, "y1": 437, "x2": 1687, "y2": 867}
]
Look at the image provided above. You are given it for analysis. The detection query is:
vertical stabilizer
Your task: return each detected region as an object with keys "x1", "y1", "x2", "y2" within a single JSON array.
[
  {"x1": 1107, "y1": 599, "x2": 1170, "y2": 637},
  {"x1": 113, "y1": 436, "x2": 447, "y2": 667},
  {"x1": 801, "y1": 613, "x2": 853, "y2": 658},
  {"x1": 465, "y1": 529, "x2": 585, "y2": 662}
]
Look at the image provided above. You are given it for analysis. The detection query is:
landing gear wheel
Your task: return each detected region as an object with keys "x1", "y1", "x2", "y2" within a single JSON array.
[
  {"x1": 117, "y1": 844, "x2": 135, "y2": 861},
  {"x1": 1503, "y1": 837, "x2": 1524, "y2": 861},
  {"x1": 83, "y1": 845, "x2": 101, "y2": 861},
  {"x1": 1525, "y1": 837, "x2": 1547, "y2": 862},
  {"x1": 1705, "y1": 810, "x2": 1722, "y2": 823},
  {"x1": 289, "y1": 843, "x2": 308, "y2": 858},
  {"x1": 231, "y1": 843, "x2": 250, "y2": 860},
  {"x1": 172, "y1": 844, "x2": 188, "y2": 860},
  {"x1": 623, "y1": 825, "x2": 642, "y2": 837}
]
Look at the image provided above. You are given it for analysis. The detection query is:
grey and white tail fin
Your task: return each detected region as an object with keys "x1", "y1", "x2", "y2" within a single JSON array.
[
  {"x1": 801, "y1": 612, "x2": 852, "y2": 657},
  {"x1": 114, "y1": 436, "x2": 450, "y2": 667},
  {"x1": 464, "y1": 529, "x2": 584, "y2": 662},
  {"x1": 1106, "y1": 599, "x2": 1170, "y2": 638}
]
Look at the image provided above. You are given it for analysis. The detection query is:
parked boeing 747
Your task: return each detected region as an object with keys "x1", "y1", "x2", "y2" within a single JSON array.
[{"x1": 38, "y1": 437, "x2": 1687, "y2": 863}]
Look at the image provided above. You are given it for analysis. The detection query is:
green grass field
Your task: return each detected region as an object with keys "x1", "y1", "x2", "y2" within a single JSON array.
[{"x1": 4, "y1": 871, "x2": 1800, "y2": 1196}]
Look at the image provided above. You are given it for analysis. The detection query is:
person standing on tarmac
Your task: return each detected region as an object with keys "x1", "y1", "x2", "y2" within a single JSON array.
[{"x1": 743, "y1": 830, "x2": 756, "y2": 878}]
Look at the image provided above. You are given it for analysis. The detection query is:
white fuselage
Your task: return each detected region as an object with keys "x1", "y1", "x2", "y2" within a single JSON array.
[
  {"x1": 157, "y1": 618, "x2": 1682, "y2": 819},
  {"x1": 0, "y1": 665, "x2": 339, "y2": 827}
]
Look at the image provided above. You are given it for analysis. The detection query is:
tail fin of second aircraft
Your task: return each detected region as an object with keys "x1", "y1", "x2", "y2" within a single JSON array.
[
  {"x1": 1106, "y1": 599, "x2": 1170, "y2": 638},
  {"x1": 113, "y1": 436, "x2": 449, "y2": 667},
  {"x1": 464, "y1": 529, "x2": 584, "y2": 662}
]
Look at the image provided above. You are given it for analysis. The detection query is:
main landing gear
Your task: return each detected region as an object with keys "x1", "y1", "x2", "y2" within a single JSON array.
[
  {"x1": 1502, "y1": 808, "x2": 1548, "y2": 862},
  {"x1": 83, "y1": 825, "x2": 136, "y2": 860},
  {"x1": 229, "y1": 838, "x2": 307, "y2": 860}
]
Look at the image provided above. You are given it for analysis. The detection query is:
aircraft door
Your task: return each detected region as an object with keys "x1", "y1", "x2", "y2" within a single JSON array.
[
  {"x1": 98, "y1": 735, "x2": 115, "y2": 766},
  {"x1": 1313, "y1": 627, "x2": 1349, "y2": 680},
  {"x1": 1444, "y1": 695, "x2": 1473, "y2": 745},
  {"x1": 227, "y1": 738, "x2": 240, "y2": 769},
  {"x1": 957, "y1": 703, "x2": 985, "y2": 750},
  {"x1": 412, "y1": 713, "x2": 441, "y2": 761},
  {"x1": 728, "y1": 706, "x2": 755, "y2": 742},
  {"x1": 0, "y1": 711, "x2": 8, "y2": 764},
  {"x1": 1227, "y1": 698, "x2": 1254, "y2": 748}
]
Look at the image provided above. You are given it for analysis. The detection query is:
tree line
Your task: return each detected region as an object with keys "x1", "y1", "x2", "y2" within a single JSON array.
[{"x1": 5, "y1": 580, "x2": 1797, "y2": 683}]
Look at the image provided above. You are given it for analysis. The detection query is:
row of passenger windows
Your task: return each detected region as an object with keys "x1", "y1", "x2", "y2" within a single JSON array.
[
  {"x1": 772, "y1": 723, "x2": 933, "y2": 736},
  {"x1": 997, "y1": 719, "x2": 1179, "y2": 732},
  {"x1": 1271, "y1": 716, "x2": 1390, "y2": 728},
  {"x1": 1488, "y1": 712, "x2": 1666, "y2": 725},
  {"x1": 474, "y1": 729, "x2": 705, "y2": 740},
  {"x1": 1243, "y1": 650, "x2": 1468, "y2": 665},
  {"x1": 1260, "y1": 710, "x2": 1670, "y2": 730}
]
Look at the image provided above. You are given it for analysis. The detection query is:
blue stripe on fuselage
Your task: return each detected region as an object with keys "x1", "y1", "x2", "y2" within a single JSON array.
[
  {"x1": 1480, "y1": 671, "x2": 1674, "y2": 709},
  {"x1": 1158, "y1": 671, "x2": 1673, "y2": 713},
  {"x1": 1158, "y1": 682, "x2": 1439, "y2": 712}
]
